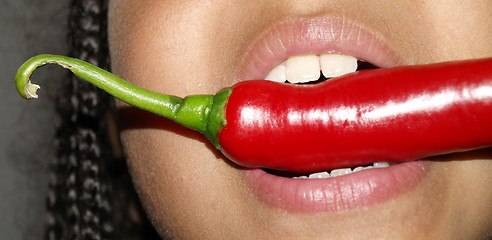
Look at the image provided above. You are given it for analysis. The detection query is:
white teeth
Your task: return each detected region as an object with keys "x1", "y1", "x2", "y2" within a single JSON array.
[
  {"x1": 373, "y1": 162, "x2": 390, "y2": 168},
  {"x1": 320, "y1": 54, "x2": 358, "y2": 78},
  {"x1": 308, "y1": 171, "x2": 330, "y2": 179},
  {"x1": 264, "y1": 54, "x2": 359, "y2": 84},
  {"x1": 285, "y1": 54, "x2": 320, "y2": 83},
  {"x1": 330, "y1": 168, "x2": 352, "y2": 177},
  {"x1": 353, "y1": 166, "x2": 365, "y2": 173},
  {"x1": 294, "y1": 162, "x2": 393, "y2": 179},
  {"x1": 264, "y1": 62, "x2": 286, "y2": 83}
]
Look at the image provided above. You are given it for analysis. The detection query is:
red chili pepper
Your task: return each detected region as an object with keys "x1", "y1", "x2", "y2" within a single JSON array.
[
  {"x1": 16, "y1": 55, "x2": 492, "y2": 173},
  {"x1": 220, "y1": 58, "x2": 492, "y2": 172}
]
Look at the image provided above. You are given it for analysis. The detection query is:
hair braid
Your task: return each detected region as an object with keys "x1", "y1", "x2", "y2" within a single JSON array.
[
  {"x1": 46, "y1": 0, "x2": 162, "y2": 239},
  {"x1": 47, "y1": 0, "x2": 113, "y2": 239}
]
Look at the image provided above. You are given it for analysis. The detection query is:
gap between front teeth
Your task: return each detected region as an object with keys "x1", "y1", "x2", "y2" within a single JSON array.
[
  {"x1": 265, "y1": 54, "x2": 358, "y2": 83},
  {"x1": 293, "y1": 162, "x2": 391, "y2": 179}
]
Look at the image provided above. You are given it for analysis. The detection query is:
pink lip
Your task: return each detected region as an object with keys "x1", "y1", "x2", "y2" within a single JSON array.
[
  {"x1": 244, "y1": 162, "x2": 428, "y2": 213},
  {"x1": 237, "y1": 17, "x2": 403, "y2": 81},
  {"x1": 237, "y1": 17, "x2": 426, "y2": 213}
]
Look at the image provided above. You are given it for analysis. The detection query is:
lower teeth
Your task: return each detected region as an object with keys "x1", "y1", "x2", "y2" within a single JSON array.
[{"x1": 293, "y1": 162, "x2": 394, "y2": 179}]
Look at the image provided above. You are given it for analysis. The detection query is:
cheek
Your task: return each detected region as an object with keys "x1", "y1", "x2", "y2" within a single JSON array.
[
  {"x1": 117, "y1": 105, "x2": 216, "y2": 186},
  {"x1": 117, "y1": 118, "x2": 207, "y2": 237},
  {"x1": 400, "y1": 2, "x2": 492, "y2": 62},
  {"x1": 117, "y1": 105, "x2": 252, "y2": 238},
  {"x1": 108, "y1": 0, "x2": 250, "y2": 98},
  {"x1": 108, "y1": 1, "x2": 257, "y2": 237}
]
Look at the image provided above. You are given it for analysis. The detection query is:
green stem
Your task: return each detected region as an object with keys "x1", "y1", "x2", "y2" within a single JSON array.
[{"x1": 15, "y1": 54, "x2": 221, "y2": 134}]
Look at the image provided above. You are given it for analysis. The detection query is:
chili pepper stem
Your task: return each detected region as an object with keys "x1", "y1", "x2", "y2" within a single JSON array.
[{"x1": 15, "y1": 54, "x2": 228, "y2": 143}]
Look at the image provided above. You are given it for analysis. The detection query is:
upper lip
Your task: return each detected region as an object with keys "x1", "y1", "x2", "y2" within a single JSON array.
[{"x1": 237, "y1": 16, "x2": 403, "y2": 82}]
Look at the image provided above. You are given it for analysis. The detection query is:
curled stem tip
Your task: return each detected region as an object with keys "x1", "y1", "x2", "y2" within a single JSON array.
[
  {"x1": 15, "y1": 54, "x2": 217, "y2": 133},
  {"x1": 25, "y1": 81, "x2": 41, "y2": 99}
]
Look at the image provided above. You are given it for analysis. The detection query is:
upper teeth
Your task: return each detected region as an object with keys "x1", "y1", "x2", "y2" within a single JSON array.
[
  {"x1": 265, "y1": 54, "x2": 358, "y2": 83},
  {"x1": 286, "y1": 54, "x2": 320, "y2": 83}
]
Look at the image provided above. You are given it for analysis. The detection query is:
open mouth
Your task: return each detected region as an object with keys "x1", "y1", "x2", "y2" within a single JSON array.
[
  {"x1": 241, "y1": 50, "x2": 422, "y2": 213},
  {"x1": 236, "y1": 17, "x2": 429, "y2": 214}
]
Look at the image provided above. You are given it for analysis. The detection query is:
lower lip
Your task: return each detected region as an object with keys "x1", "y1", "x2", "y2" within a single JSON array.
[{"x1": 243, "y1": 161, "x2": 428, "y2": 213}]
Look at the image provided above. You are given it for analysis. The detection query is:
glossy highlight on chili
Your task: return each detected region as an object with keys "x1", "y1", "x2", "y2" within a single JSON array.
[{"x1": 16, "y1": 54, "x2": 492, "y2": 173}]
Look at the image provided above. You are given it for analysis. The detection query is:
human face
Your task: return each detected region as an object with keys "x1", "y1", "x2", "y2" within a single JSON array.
[{"x1": 108, "y1": 1, "x2": 492, "y2": 239}]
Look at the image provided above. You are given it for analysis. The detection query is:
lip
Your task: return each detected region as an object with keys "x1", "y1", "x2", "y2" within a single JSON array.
[
  {"x1": 236, "y1": 16, "x2": 425, "y2": 214},
  {"x1": 237, "y1": 16, "x2": 403, "y2": 81},
  {"x1": 244, "y1": 161, "x2": 428, "y2": 213}
]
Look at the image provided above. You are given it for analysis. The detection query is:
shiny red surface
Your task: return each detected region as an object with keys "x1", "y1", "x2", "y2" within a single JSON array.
[{"x1": 218, "y1": 58, "x2": 492, "y2": 173}]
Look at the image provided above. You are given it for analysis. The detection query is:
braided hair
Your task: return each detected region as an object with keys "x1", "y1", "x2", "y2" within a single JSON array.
[{"x1": 46, "y1": 0, "x2": 160, "y2": 239}]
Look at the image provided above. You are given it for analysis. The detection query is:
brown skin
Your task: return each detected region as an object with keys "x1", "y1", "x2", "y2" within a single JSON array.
[{"x1": 108, "y1": 0, "x2": 492, "y2": 239}]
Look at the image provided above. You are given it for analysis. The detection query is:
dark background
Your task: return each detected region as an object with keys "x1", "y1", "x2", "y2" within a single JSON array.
[{"x1": 0, "y1": 0, "x2": 69, "y2": 238}]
